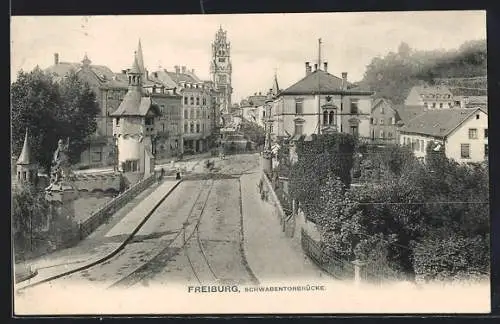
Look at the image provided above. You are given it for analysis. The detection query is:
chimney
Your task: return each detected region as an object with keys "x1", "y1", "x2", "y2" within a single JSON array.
[
  {"x1": 305, "y1": 62, "x2": 311, "y2": 76},
  {"x1": 175, "y1": 65, "x2": 180, "y2": 74},
  {"x1": 341, "y1": 72, "x2": 348, "y2": 90},
  {"x1": 181, "y1": 66, "x2": 186, "y2": 73},
  {"x1": 54, "y1": 53, "x2": 59, "y2": 65},
  {"x1": 314, "y1": 63, "x2": 318, "y2": 71},
  {"x1": 324, "y1": 62, "x2": 328, "y2": 72}
]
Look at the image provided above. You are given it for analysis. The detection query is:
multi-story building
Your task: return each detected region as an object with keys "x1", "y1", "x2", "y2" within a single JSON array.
[
  {"x1": 452, "y1": 95, "x2": 488, "y2": 109},
  {"x1": 210, "y1": 26, "x2": 233, "y2": 115},
  {"x1": 272, "y1": 61, "x2": 373, "y2": 140},
  {"x1": 399, "y1": 107, "x2": 488, "y2": 163},
  {"x1": 369, "y1": 99, "x2": 426, "y2": 145},
  {"x1": 404, "y1": 85, "x2": 454, "y2": 109},
  {"x1": 45, "y1": 53, "x2": 129, "y2": 167}
]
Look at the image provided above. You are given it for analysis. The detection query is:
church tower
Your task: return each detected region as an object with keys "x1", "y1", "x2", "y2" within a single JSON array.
[
  {"x1": 16, "y1": 128, "x2": 38, "y2": 187},
  {"x1": 210, "y1": 26, "x2": 233, "y2": 115}
]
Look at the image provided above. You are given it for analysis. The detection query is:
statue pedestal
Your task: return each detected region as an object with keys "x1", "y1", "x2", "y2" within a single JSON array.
[{"x1": 45, "y1": 182, "x2": 79, "y2": 221}]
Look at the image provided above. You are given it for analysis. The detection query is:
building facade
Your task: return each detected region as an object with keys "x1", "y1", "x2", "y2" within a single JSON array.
[
  {"x1": 272, "y1": 62, "x2": 373, "y2": 140},
  {"x1": 45, "y1": 53, "x2": 129, "y2": 168},
  {"x1": 369, "y1": 98, "x2": 399, "y2": 144},
  {"x1": 210, "y1": 26, "x2": 233, "y2": 115},
  {"x1": 404, "y1": 85, "x2": 454, "y2": 109},
  {"x1": 399, "y1": 107, "x2": 488, "y2": 163}
]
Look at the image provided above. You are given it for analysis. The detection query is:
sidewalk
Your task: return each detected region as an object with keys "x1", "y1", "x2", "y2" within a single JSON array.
[
  {"x1": 240, "y1": 171, "x2": 327, "y2": 284},
  {"x1": 15, "y1": 179, "x2": 180, "y2": 289}
]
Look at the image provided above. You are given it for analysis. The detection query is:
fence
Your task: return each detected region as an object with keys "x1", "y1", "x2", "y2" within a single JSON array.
[
  {"x1": 301, "y1": 228, "x2": 354, "y2": 280},
  {"x1": 260, "y1": 172, "x2": 295, "y2": 236},
  {"x1": 78, "y1": 172, "x2": 157, "y2": 239}
]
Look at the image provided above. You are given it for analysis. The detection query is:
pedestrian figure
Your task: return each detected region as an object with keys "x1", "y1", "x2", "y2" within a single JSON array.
[{"x1": 176, "y1": 169, "x2": 181, "y2": 180}]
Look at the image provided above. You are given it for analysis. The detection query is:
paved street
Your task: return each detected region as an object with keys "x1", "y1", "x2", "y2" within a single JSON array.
[{"x1": 17, "y1": 153, "x2": 326, "y2": 297}]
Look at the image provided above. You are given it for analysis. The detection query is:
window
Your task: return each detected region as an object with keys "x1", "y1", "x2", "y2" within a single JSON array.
[
  {"x1": 184, "y1": 109, "x2": 188, "y2": 119},
  {"x1": 92, "y1": 149, "x2": 102, "y2": 162},
  {"x1": 218, "y1": 57, "x2": 226, "y2": 62},
  {"x1": 202, "y1": 97, "x2": 207, "y2": 105},
  {"x1": 416, "y1": 140, "x2": 420, "y2": 151},
  {"x1": 388, "y1": 132, "x2": 393, "y2": 139},
  {"x1": 184, "y1": 123, "x2": 188, "y2": 133},
  {"x1": 190, "y1": 97, "x2": 194, "y2": 105},
  {"x1": 116, "y1": 118, "x2": 120, "y2": 127},
  {"x1": 485, "y1": 129, "x2": 488, "y2": 138},
  {"x1": 432, "y1": 103, "x2": 436, "y2": 108},
  {"x1": 351, "y1": 126, "x2": 358, "y2": 136},
  {"x1": 439, "y1": 103, "x2": 443, "y2": 109},
  {"x1": 145, "y1": 117, "x2": 154, "y2": 126},
  {"x1": 294, "y1": 122, "x2": 304, "y2": 136},
  {"x1": 160, "y1": 105, "x2": 165, "y2": 114},
  {"x1": 468, "y1": 128, "x2": 478, "y2": 139},
  {"x1": 370, "y1": 117, "x2": 373, "y2": 125},
  {"x1": 190, "y1": 123, "x2": 195, "y2": 133},
  {"x1": 323, "y1": 111, "x2": 329, "y2": 125},
  {"x1": 350, "y1": 99, "x2": 359, "y2": 114},
  {"x1": 485, "y1": 144, "x2": 489, "y2": 158},
  {"x1": 373, "y1": 118, "x2": 377, "y2": 125},
  {"x1": 295, "y1": 99, "x2": 303, "y2": 115},
  {"x1": 461, "y1": 144, "x2": 471, "y2": 159},
  {"x1": 381, "y1": 106, "x2": 385, "y2": 114},
  {"x1": 329, "y1": 111, "x2": 335, "y2": 125},
  {"x1": 196, "y1": 123, "x2": 200, "y2": 133},
  {"x1": 380, "y1": 130, "x2": 385, "y2": 138},
  {"x1": 380, "y1": 119, "x2": 384, "y2": 125},
  {"x1": 196, "y1": 97, "x2": 200, "y2": 106},
  {"x1": 455, "y1": 100, "x2": 461, "y2": 106},
  {"x1": 184, "y1": 97, "x2": 188, "y2": 105},
  {"x1": 476, "y1": 114, "x2": 480, "y2": 120},
  {"x1": 424, "y1": 102, "x2": 428, "y2": 108},
  {"x1": 391, "y1": 117, "x2": 396, "y2": 125},
  {"x1": 162, "y1": 123, "x2": 165, "y2": 132}
]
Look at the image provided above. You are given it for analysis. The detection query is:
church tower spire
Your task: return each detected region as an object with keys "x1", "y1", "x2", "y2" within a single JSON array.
[
  {"x1": 136, "y1": 39, "x2": 147, "y2": 78},
  {"x1": 127, "y1": 52, "x2": 143, "y2": 89}
]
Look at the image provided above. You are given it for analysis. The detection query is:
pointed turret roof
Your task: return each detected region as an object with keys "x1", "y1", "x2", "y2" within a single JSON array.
[
  {"x1": 129, "y1": 52, "x2": 142, "y2": 74},
  {"x1": 82, "y1": 52, "x2": 91, "y2": 66},
  {"x1": 272, "y1": 71, "x2": 280, "y2": 96},
  {"x1": 17, "y1": 129, "x2": 33, "y2": 165},
  {"x1": 136, "y1": 39, "x2": 145, "y2": 74}
]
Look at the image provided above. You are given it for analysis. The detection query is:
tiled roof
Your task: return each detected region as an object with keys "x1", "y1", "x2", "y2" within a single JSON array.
[
  {"x1": 110, "y1": 88, "x2": 157, "y2": 117},
  {"x1": 449, "y1": 88, "x2": 488, "y2": 96},
  {"x1": 45, "y1": 62, "x2": 128, "y2": 88},
  {"x1": 166, "y1": 71, "x2": 198, "y2": 84},
  {"x1": 280, "y1": 70, "x2": 373, "y2": 95},
  {"x1": 371, "y1": 98, "x2": 394, "y2": 112},
  {"x1": 399, "y1": 108, "x2": 486, "y2": 138},
  {"x1": 149, "y1": 70, "x2": 178, "y2": 88},
  {"x1": 393, "y1": 105, "x2": 426, "y2": 124},
  {"x1": 412, "y1": 85, "x2": 453, "y2": 96}
]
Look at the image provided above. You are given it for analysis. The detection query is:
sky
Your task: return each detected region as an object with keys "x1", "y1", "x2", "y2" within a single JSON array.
[{"x1": 11, "y1": 11, "x2": 486, "y2": 103}]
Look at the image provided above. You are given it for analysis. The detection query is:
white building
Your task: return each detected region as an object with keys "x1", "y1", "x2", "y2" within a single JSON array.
[
  {"x1": 272, "y1": 62, "x2": 373, "y2": 140},
  {"x1": 404, "y1": 85, "x2": 454, "y2": 109},
  {"x1": 399, "y1": 107, "x2": 488, "y2": 163}
]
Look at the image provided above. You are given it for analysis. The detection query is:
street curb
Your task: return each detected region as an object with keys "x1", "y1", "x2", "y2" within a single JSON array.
[
  {"x1": 238, "y1": 176, "x2": 260, "y2": 285},
  {"x1": 17, "y1": 180, "x2": 183, "y2": 292}
]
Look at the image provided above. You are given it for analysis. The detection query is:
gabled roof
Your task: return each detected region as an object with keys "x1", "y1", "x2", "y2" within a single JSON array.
[
  {"x1": 393, "y1": 104, "x2": 426, "y2": 124},
  {"x1": 110, "y1": 88, "x2": 159, "y2": 117},
  {"x1": 399, "y1": 108, "x2": 487, "y2": 138},
  {"x1": 371, "y1": 98, "x2": 395, "y2": 113},
  {"x1": 410, "y1": 85, "x2": 453, "y2": 96},
  {"x1": 17, "y1": 129, "x2": 33, "y2": 165}
]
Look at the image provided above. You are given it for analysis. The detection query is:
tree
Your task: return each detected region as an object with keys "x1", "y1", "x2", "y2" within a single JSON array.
[
  {"x1": 56, "y1": 71, "x2": 100, "y2": 164},
  {"x1": 11, "y1": 68, "x2": 61, "y2": 172},
  {"x1": 12, "y1": 185, "x2": 50, "y2": 258},
  {"x1": 11, "y1": 69, "x2": 100, "y2": 172}
]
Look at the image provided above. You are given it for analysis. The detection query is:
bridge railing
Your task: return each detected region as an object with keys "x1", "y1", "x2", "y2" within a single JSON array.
[{"x1": 78, "y1": 172, "x2": 157, "y2": 239}]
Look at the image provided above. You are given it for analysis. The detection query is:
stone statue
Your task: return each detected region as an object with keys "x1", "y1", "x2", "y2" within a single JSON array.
[{"x1": 50, "y1": 137, "x2": 72, "y2": 184}]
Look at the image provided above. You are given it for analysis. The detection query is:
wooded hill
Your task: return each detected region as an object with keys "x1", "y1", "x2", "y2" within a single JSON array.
[{"x1": 358, "y1": 39, "x2": 487, "y2": 104}]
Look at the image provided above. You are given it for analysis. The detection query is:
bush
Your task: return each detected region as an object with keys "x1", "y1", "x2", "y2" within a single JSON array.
[{"x1": 412, "y1": 233, "x2": 490, "y2": 282}]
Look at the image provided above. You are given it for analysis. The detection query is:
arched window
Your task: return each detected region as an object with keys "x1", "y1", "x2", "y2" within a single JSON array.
[
  {"x1": 196, "y1": 97, "x2": 200, "y2": 106},
  {"x1": 184, "y1": 97, "x2": 188, "y2": 105},
  {"x1": 323, "y1": 111, "x2": 328, "y2": 125},
  {"x1": 190, "y1": 122, "x2": 195, "y2": 133},
  {"x1": 329, "y1": 111, "x2": 335, "y2": 125},
  {"x1": 184, "y1": 123, "x2": 188, "y2": 133}
]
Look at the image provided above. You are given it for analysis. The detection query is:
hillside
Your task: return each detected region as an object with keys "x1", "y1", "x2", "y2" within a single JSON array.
[{"x1": 359, "y1": 39, "x2": 487, "y2": 104}]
